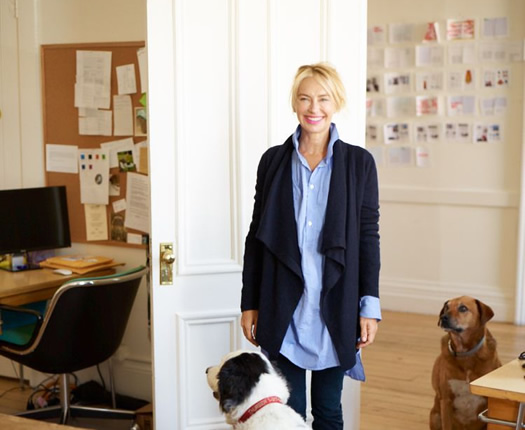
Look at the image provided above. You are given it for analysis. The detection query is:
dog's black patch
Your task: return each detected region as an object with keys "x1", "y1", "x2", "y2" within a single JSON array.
[{"x1": 218, "y1": 352, "x2": 270, "y2": 413}]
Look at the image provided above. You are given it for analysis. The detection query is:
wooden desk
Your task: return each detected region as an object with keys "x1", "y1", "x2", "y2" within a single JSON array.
[
  {"x1": 0, "y1": 267, "x2": 115, "y2": 306},
  {"x1": 470, "y1": 359, "x2": 525, "y2": 429},
  {"x1": 0, "y1": 413, "x2": 89, "y2": 429}
]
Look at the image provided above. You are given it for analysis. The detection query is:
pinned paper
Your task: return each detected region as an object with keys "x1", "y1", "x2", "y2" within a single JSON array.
[
  {"x1": 78, "y1": 148, "x2": 110, "y2": 205},
  {"x1": 46, "y1": 144, "x2": 79, "y2": 173},
  {"x1": 113, "y1": 94, "x2": 134, "y2": 136},
  {"x1": 84, "y1": 204, "x2": 109, "y2": 241},
  {"x1": 116, "y1": 64, "x2": 137, "y2": 95}
]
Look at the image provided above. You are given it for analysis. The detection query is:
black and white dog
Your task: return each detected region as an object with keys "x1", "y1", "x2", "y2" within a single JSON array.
[{"x1": 206, "y1": 350, "x2": 310, "y2": 429}]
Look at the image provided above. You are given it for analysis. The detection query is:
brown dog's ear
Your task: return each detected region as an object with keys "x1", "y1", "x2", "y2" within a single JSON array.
[
  {"x1": 476, "y1": 299, "x2": 494, "y2": 324},
  {"x1": 438, "y1": 301, "x2": 447, "y2": 326}
]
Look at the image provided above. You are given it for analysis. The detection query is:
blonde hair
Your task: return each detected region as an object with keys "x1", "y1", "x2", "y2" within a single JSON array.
[{"x1": 290, "y1": 62, "x2": 346, "y2": 112}]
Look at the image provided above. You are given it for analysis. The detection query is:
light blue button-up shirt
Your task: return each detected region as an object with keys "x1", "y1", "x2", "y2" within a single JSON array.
[{"x1": 279, "y1": 123, "x2": 381, "y2": 381}]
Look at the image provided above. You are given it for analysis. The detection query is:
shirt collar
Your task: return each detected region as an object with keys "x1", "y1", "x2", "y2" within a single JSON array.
[{"x1": 292, "y1": 123, "x2": 339, "y2": 163}]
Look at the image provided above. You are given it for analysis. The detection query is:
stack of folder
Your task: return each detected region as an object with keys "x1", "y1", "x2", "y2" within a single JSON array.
[{"x1": 40, "y1": 255, "x2": 123, "y2": 274}]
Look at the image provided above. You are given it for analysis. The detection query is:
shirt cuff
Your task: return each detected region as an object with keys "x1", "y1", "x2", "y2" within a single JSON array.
[{"x1": 359, "y1": 295, "x2": 382, "y2": 321}]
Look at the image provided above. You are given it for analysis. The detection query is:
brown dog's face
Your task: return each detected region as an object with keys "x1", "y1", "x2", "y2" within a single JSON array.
[{"x1": 438, "y1": 296, "x2": 494, "y2": 333}]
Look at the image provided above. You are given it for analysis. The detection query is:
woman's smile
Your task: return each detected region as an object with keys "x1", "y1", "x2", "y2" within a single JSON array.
[{"x1": 295, "y1": 77, "x2": 336, "y2": 137}]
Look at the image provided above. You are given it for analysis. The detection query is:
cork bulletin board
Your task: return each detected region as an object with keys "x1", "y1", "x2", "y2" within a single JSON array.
[{"x1": 42, "y1": 42, "x2": 147, "y2": 248}]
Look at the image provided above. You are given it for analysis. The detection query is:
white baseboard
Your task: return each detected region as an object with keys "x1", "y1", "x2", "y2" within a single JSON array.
[{"x1": 379, "y1": 277, "x2": 513, "y2": 322}]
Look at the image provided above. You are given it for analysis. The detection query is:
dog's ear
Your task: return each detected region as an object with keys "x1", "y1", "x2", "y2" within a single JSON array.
[
  {"x1": 475, "y1": 299, "x2": 494, "y2": 324},
  {"x1": 438, "y1": 301, "x2": 448, "y2": 326},
  {"x1": 217, "y1": 352, "x2": 270, "y2": 413}
]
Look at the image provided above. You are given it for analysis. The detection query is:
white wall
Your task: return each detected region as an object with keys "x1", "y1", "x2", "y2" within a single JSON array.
[
  {"x1": 368, "y1": 0, "x2": 525, "y2": 322},
  {"x1": 12, "y1": 0, "x2": 152, "y2": 401}
]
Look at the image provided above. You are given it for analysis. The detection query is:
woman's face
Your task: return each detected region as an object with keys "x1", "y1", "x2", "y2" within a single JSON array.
[{"x1": 295, "y1": 77, "x2": 336, "y2": 137}]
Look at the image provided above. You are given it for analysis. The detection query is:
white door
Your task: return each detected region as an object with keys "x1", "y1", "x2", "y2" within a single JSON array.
[{"x1": 147, "y1": 1, "x2": 368, "y2": 428}]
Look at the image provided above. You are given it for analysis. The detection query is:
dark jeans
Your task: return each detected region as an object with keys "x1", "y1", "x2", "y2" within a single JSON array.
[{"x1": 274, "y1": 354, "x2": 345, "y2": 430}]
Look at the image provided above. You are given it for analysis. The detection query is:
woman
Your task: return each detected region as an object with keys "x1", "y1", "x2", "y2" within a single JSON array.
[{"x1": 241, "y1": 63, "x2": 381, "y2": 429}]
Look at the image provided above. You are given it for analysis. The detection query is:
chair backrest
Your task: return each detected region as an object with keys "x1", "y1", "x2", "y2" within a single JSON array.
[{"x1": 8, "y1": 266, "x2": 148, "y2": 374}]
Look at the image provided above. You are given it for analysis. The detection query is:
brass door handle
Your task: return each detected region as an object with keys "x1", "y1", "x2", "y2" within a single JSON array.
[
  {"x1": 161, "y1": 251, "x2": 175, "y2": 265},
  {"x1": 160, "y1": 243, "x2": 175, "y2": 285}
]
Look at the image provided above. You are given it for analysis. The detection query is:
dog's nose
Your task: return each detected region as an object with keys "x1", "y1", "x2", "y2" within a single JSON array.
[{"x1": 205, "y1": 366, "x2": 210, "y2": 374}]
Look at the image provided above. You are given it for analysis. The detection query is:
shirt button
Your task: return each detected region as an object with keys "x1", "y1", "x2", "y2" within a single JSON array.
[
  {"x1": 308, "y1": 221, "x2": 313, "y2": 227},
  {"x1": 310, "y1": 184, "x2": 315, "y2": 190}
]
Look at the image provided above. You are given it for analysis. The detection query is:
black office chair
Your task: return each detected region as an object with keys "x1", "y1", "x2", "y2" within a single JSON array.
[{"x1": 0, "y1": 265, "x2": 148, "y2": 426}]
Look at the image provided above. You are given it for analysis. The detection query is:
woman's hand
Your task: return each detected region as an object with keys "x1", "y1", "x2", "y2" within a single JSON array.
[
  {"x1": 241, "y1": 310, "x2": 259, "y2": 347},
  {"x1": 357, "y1": 317, "x2": 378, "y2": 349}
]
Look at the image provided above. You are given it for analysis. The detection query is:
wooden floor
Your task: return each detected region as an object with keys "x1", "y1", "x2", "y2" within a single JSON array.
[
  {"x1": 0, "y1": 311, "x2": 522, "y2": 429},
  {"x1": 359, "y1": 310, "x2": 525, "y2": 430}
]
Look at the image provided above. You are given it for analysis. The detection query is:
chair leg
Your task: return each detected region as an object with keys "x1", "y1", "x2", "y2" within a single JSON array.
[
  {"x1": 59, "y1": 373, "x2": 71, "y2": 424},
  {"x1": 108, "y1": 357, "x2": 117, "y2": 409},
  {"x1": 19, "y1": 363, "x2": 25, "y2": 389}
]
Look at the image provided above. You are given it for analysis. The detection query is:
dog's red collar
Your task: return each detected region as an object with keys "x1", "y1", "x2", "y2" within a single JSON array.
[{"x1": 238, "y1": 396, "x2": 282, "y2": 423}]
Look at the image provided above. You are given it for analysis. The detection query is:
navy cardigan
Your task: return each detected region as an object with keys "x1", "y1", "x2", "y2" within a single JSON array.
[{"x1": 241, "y1": 136, "x2": 380, "y2": 371}]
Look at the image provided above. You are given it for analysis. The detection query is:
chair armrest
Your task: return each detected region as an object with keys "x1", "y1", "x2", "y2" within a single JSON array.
[{"x1": 0, "y1": 305, "x2": 44, "y2": 350}]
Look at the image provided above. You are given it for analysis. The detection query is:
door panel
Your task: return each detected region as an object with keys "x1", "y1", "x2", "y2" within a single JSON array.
[{"x1": 147, "y1": 0, "x2": 367, "y2": 428}]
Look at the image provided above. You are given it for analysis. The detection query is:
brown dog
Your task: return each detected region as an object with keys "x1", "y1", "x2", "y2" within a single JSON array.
[{"x1": 429, "y1": 296, "x2": 501, "y2": 430}]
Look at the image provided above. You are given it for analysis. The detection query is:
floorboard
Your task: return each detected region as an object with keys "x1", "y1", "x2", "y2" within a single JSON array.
[{"x1": 359, "y1": 310, "x2": 525, "y2": 430}]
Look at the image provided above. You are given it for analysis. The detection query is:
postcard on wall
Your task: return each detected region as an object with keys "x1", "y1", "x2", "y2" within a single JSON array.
[
  {"x1": 384, "y1": 47, "x2": 414, "y2": 68},
  {"x1": 387, "y1": 147, "x2": 412, "y2": 167},
  {"x1": 446, "y1": 122, "x2": 471, "y2": 143},
  {"x1": 479, "y1": 42, "x2": 507, "y2": 63},
  {"x1": 480, "y1": 97, "x2": 507, "y2": 116},
  {"x1": 46, "y1": 144, "x2": 79, "y2": 174},
  {"x1": 447, "y1": 96, "x2": 476, "y2": 116},
  {"x1": 487, "y1": 124, "x2": 503, "y2": 142},
  {"x1": 475, "y1": 124, "x2": 503, "y2": 143},
  {"x1": 366, "y1": 98, "x2": 385, "y2": 117},
  {"x1": 366, "y1": 75, "x2": 382, "y2": 93},
  {"x1": 416, "y1": 96, "x2": 440, "y2": 116},
  {"x1": 415, "y1": 45, "x2": 444, "y2": 67},
  {"x1": 448, "y1": 43, "x2": 476, "y2": 65},
  {"x1": 415, "y1": 71, "x2": 444, "y2": 91},
  {"x1": 482, "y1": 17, "x2": 508, "y2": 38},
  {"x1": 84, "y1": 204, "x2": 109, "y2": 241},
  {"x1": 366, "y1": 124, "x2": 380, "y2": 143},
  {"x1": 422, "y1": 22, "x2": 440, "y2": 43},
  {"x1": 367, "y1": 25, "x2": 386, "y2": 45},
  {"x1": 75, "y1": 51, "x2": 112, "y2": 109},
  {"x1": 116, "y1": 64, "x2": 137, "y2": 95},
  {"x1": 447, "y1": 69, "x2": 475, "y2": 91},
  {"x1": 112, "y1": 198, "x2": 127, "y2": 214},
  {"x1": 389, "y1": 23, "x2": 414, "y2": 44},
  {"x1": 384, "y1": 72, "x2": 411, "y2": 94},
  {"x1": 386, "y1": 97, "x2": 415, "y2": 118},
  {"x1": 446, "y1": 19, "x2": 475, "y2": 41},
  {"x1": 78, "y1": 108, "x2": 112, "y2": 136},
  {"x1": 415, "y1": 147, "x2": 431, "y2": 168},
  {"x1": 78, "y1": 148, "x2": 110, "y2": 205},
  {"x1": 482, "y1": 69, "x2": 510, "y2": 87},
  {"x1": 507, "y1": 41, "x2": 524, "y2": 62},
  {"x1": 367, "y1": 48, "x2": 384, "y2": 69},
  {"x1": 100, "y1": 138, "x2": 135, "y2": 168},
  {"x1": 416, "y1": 123, "x2": 441, "y2": 143},
  {"x1": 384, "y1": 123, "x2": 410, "y2": 144}
]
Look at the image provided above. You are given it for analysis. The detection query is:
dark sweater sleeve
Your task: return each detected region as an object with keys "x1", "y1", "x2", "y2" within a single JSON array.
[
  {"x1": 358, "y1": 150, "x2": 381, "y2": 299},
  {"x1": 240, "y1": 151, "x2": 269, "y2": 311}
]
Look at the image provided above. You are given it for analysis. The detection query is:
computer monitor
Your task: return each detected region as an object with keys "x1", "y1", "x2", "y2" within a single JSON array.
[{"x1": 0, "y1": 186, "x2": 71, "y2": 271}]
